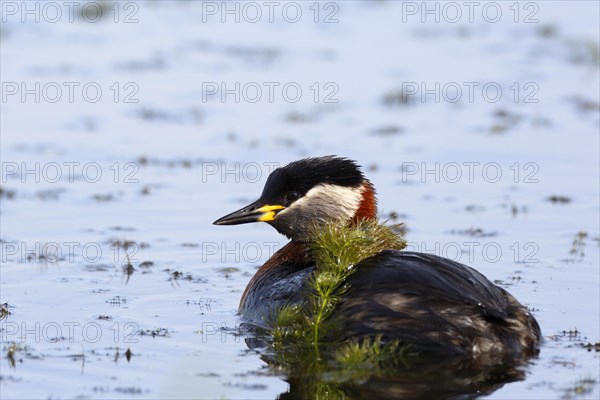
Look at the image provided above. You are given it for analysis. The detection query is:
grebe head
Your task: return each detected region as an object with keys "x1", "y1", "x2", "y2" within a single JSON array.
[{"x1": 213, "y1": 156, "x2": 377, "y2": 242}]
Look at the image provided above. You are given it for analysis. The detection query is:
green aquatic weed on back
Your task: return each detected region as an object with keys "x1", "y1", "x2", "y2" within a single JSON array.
[{"x1": 272, "y1": 218, "x2": 407, "y2": 353}]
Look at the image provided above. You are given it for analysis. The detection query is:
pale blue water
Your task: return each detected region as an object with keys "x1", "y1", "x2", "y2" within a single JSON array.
[{"x1": 1, "y1": 1, "x2": 599, "y2": 399}]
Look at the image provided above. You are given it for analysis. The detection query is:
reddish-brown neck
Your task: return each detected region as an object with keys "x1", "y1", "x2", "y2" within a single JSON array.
[{"x1": 352, "y1": 181, "x2": 377, "y2": 222}]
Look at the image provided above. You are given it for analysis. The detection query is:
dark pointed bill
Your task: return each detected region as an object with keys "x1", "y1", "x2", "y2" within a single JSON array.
[{"x1": 213, "y1": 202, "x2": 285, "y2": 225}]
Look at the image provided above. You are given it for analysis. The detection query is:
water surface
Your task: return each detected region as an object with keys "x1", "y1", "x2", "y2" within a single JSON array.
[{"x1": 1, "y1": 1, "x2": 599, "y2": 399}]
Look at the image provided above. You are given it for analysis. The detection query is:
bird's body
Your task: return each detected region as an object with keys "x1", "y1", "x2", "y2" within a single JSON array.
[{"x1": 214, "y1": 156, "x2": 541, "y2": 361}]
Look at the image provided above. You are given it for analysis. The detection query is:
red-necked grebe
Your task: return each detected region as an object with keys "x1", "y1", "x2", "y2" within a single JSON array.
[{"x1": 214, "y1": 156, "x2": 541, "y2": 360}]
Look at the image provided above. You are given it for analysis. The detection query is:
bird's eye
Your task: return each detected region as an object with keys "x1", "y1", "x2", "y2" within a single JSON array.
[{"x1": 286, "y1": 191, "x2": 300, "y2": 204}]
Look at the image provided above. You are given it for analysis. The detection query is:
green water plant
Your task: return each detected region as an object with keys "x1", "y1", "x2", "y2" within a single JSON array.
[
  {"x1": 264, "y1": 219, "x2": 415, "y2": 397},
  {"x1": 272, "y1": 218, "x2": 407, "y2": 358}
]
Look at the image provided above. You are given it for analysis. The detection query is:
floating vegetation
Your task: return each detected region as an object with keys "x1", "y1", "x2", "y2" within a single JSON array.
[
  {"x1": 0, "y1": 186, "x2": 16, "y2": 200},
  {"x1": 570, "y1": 96, "x2": 600, "y2": 114},
  {"x1": 367, "y1": 163, "x2": 379, "y2": 172},
  {"x1": 136, "y1": 107, "x2": 202, "y2": 125},
  {"x1": 570, "y1": 231, "x2": 588, "y2": 257},
  {"x1": 165, "y1": 269, "x2": 208, "y2": 285},
  {"x1": 114, "y1": 387, "x2": 144, "y2": 395},
  {"x1": 108, "y1": 226, "x2": 137, "y2": 232},
  {"x1": 37, "y1": 188, "x2": 66, "y2": 200},
  {"x1": 186, "y1": 297, "x2": 214, "y2": 314},
  {"x1": 111, "y1": 239, "x2": 150, "y2": 250},
  {"x1": 548, "y1": 195, "x2": 572, "y2": 204},
  {"x1": 371, "y1": 125, "x2": 405, "y2": 136},
  {"x1": 465, "y1": 204, "x2": 486, "y2": 213},
  {"x1": 135, "y1": 155, "x2": 212, "y2": 169},
  {"x1": 536, "y1": 24, "x2": 559, "y2": 38},
  {"x1": 285, "y1": 111, "x2": 317, "y2": 124},
  {"x1": 92, "y1": 193, "x2": 115, "y2": 202},
  {"x1": 225, "y1": 45, "x2": 280, "y2": 65},
  {"x1": 24, "y1": 242, "x2": 65, "y2": 264},
  {"x1": 273, "y1": 219, "x2": 406, "y2": 348},
  {"x1": 84, "y1": 264, "x2": 112, "y2": 272},
  {"x1": 125, "y1": 348, "x2": 133, "y2": 362},
  {"x1": 6, "y1": 342, "x2": 21, "y2": 368},
  {"x1": 448, "y1": 227, "x2": 497, "y2": 238},
  {"x1": 261, "y1": 219, "x2": 416, "y2": 393},
  {"x1": 383, "y1": 88, "x2": 417, "y2": 107},
  {"x1": 4, "y1": 342, "x2": 35, "y2": 368},
  {"x1": 578, "y1": 342, "x2": 600, "y2": 352},
  {"x1": 113, "y1": 347, "x2": 134, "y2": 364},
  {"x1": 489, "y1": 108, "x2": 522, "y2": 134},
  {"x1": 505, "y1": 203, "x2": 528, "y2": 216},
  {"x1": 106, "y1": 296, "x2": 127, "y2": 307},
  {"x1": 108, "y1": 239, "x2": 149, "y2": 252},
  {"x1": 139, "y1": 327, "x2": 170, "y2": 338},
  {"x1": 122, "y1": 253, "x2": 135, "y2": 284},
  {"x1": 561, "y1": 377, "x2": 598, "y2": 399},
  {"x1": 0, "y1": 303, "x2": 11, "y2": 320},
  {"x1": 137, "y1": 108, "x2": 181, "y2": 123},
  {"x1": 549, "y1": 328, "x2": 582, "y2": 341},
  {"x1": 138, "y1": 261, "x2": 154, "y2": 269}
]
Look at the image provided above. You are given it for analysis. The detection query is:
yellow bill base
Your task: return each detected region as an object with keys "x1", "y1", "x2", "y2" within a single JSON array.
[{"x1": 256, "y1": 205, "x2": 285, "y2": 222}]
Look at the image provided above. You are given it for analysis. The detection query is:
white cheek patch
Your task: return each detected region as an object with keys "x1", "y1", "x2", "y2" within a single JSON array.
[{"x1": 280, "y1": 183, "x2": 364, "y2": 221}]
